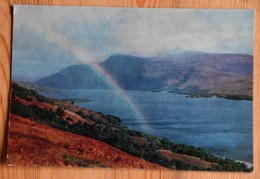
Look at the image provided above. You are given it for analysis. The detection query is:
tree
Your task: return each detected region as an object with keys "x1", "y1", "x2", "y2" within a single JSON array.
[{"x1": 56, "y1": 107, "x2": 64, "y2": 117}]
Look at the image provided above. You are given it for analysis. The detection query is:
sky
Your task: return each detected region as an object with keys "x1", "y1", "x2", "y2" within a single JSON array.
[{"x1": 12, "y1": 5, "x2": 254, "y2": 81}]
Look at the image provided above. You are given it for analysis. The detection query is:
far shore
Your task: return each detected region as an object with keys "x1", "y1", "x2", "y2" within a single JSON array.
[
  {"x1": 60, "y1": 98, "x2": 93, "y2": 103},
  {"x1": 185, "y1": 93, "x2": 252, "y2": 101}
]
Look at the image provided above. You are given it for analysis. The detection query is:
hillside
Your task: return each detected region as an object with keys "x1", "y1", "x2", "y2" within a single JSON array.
[
  {"x1": 36, "y1": 64, "x2": 110, "y2": 89},
  {"x1": 14, "y1": 80, "x2": 58, "y2": 93},
  {"x1": 35, "y1": 51, "x2": 253, "y2": 98},
  {"x1": 8, "y1": 82, "x2": 253, "y2": 171},
  {"x1": 8, "y1": 114, "x2": 165, "y2": 169}
]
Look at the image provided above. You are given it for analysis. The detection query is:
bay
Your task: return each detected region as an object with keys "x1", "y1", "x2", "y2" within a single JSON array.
[{"x1": 42, "y1": 89, "x2": 253, "y2": 163}]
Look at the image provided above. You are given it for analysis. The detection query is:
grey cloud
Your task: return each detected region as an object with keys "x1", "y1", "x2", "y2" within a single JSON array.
[{"x1": 12, "y1": 6, "x2": 254, "y2": 80}]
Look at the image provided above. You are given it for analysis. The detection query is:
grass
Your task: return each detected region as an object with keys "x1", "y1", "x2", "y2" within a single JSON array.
[{"x1": 62, "y1": 154, "x2": 108, "y2": 168}]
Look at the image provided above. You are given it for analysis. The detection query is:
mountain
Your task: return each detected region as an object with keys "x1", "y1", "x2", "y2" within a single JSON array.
[
  {"x1": 8, "y1": 82, "x2": 252, "y2": 171},
  {"x1": 36, "y1": 64, "x2": 110, "y2": 89},
  {"x1": 35, "y1": 51, "x2": 253, "y2": 97},
  {"x1": 14, "y1": 80, "x2": 58, "y2": 93},
  {"x1": 101, "y1": 54, "x2": 167, "y2": 90}
]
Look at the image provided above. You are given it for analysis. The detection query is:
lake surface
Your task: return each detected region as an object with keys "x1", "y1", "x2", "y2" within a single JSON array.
[{"x1": 42, "y1": 89, "x2": 253, "y2": 163}]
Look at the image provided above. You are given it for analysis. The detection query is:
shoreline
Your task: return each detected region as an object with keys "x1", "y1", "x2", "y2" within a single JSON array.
[
  {"x1": 236, "y1": 160, "x2": 253, "y2": 168},
  {"x1": 150, "y1": 89, "x2": 252, "y2": 101},
  {"x1": 185, "y1": 93, "x2": 252, "y2": 101}
]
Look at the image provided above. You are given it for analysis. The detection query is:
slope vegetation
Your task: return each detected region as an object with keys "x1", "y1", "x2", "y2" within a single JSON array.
[
  {"x1": 8, "y1": 82, "x2": 252, "y2": 171},
  {"x1": 8, "y1": 114, "x2": 166, "y2": 169}
]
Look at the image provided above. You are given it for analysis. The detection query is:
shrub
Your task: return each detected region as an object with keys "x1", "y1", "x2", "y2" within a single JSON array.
[{"x1": 56, "y1": 107, "x2": 64, "y2": 117}]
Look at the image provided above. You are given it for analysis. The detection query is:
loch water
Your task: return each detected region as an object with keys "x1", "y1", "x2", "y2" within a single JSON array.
[{"x1": 42, "y1": 89, "x2": 253, "y2": 163}]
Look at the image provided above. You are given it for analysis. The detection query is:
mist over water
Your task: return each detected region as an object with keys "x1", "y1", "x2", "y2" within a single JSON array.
[{"x1": 43, "y1": 89, "x2": 253, "y2": 163}]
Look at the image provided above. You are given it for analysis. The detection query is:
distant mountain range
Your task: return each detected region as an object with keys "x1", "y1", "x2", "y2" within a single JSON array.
[{"x1": 35, "y1": 51, "x2": 253, "y2": 96}]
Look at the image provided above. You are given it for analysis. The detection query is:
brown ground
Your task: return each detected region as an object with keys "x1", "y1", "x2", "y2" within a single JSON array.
[
  {"x1": 7, "y1": 114, "x2": 166, "y2": 169},
  {"x1": 159, "y1": 150, "x2": 217, "y2": 169},
  {"x1": 14, "y1": 96, "x2": 95, "y2": 125}
]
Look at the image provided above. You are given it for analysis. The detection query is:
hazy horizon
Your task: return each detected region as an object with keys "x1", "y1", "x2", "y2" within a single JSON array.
[{"x1": 12, "y1": 6, "x2": 254, "y2": 81}]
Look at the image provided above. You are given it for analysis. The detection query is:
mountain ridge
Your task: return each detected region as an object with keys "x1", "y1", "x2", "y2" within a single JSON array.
[{"x1": 35, "y1": 51, "x2": 253, "y2": 97}]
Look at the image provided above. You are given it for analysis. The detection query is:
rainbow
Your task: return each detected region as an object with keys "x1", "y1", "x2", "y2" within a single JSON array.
[{"x1": 43, "y1": 30, "x2": 153, "y2": 132}]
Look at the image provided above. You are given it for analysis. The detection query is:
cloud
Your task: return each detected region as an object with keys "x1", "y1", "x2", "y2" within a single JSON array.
[
  {"x1": 12, "y1": 24, "x2": 78, "y2": 80},
  {"x1": 12, "y1": 6, "x2": 254, "y2": 80}
]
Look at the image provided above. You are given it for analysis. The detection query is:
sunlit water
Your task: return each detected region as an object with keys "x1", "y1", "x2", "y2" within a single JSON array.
[{"x1": 42, "y1": 89, "x2": 253, "y2": 163}]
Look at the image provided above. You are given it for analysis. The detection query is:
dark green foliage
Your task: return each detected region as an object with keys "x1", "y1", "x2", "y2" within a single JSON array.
[
  {"x1": 56, "y1": 107, "x2": 64, "y2": 117},
  {"x1": 210, "y1": 158, "x2": 253, "y2": 172},
  {"x1": 127, "y1": 130, "x2": 146, "y2": 137},
  {"x1": 11, "y1": 83, "x2": 34, "y2": 102},
  {"x1": 224, "y1": 95, "x2": 252, "y2": 100},
  {"x1": 105, "y1": 114, "x2": 121, "y2": 126},
  {"x1": 11, "y1": 82, "x2": 54, "y2": 104},
  {"x1": 10, "y1": 82, "x2": 253, "y2": 172},
  {"x1": 11, "y1": 98, "x2": 252, "y2": 171},
  {"x1": 67, "y1": 117, "x2": 73, "y2": 122},
  {"x1": 75, "y1": 110, "x2": 87, "y2": 119},
  {"x1": 62, "y1": 154, "x2": 107, "y2": 168},
  {"x1": 187, "y1": 93, "x2": 252, "y2": 101}
]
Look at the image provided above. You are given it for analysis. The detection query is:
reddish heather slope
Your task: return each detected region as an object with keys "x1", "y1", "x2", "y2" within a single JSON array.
[
  {"x1": 7, "y1": 114, "x2": 166, "y2": 169},
  {"x1": 159, "y1": 150, "x2": 216, "y2": 169}
]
